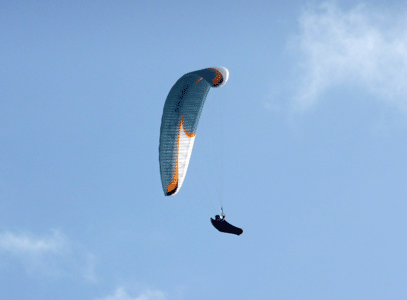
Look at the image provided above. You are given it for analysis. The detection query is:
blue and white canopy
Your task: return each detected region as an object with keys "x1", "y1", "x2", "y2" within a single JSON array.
[{"x1": 159, "y1": 67, "x2": 229, "y2": 196}]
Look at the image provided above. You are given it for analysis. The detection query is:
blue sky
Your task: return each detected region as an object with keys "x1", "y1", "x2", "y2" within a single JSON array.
[{"x1": 1, "y1": 1, "x2": 407, "y2": 299}]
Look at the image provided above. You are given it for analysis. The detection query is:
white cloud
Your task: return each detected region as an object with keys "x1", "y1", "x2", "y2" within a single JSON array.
[
  {"x1": 0, "y1": 229, "x2": 67, "y2": 255},
  {"x1": 95, "y1": 287, "x2": 166, "y2": 300},
  {"x1": 291, "y1": 1, "x2": 407, "y2": 111},
  {"x1": 0, "y1": 229, "x2": 96, "y2": 281}
]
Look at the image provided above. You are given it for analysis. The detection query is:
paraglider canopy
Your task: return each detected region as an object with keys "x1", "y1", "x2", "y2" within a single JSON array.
[{"x1": 159, "y1": 67, "x2": 229, "y2": 196}]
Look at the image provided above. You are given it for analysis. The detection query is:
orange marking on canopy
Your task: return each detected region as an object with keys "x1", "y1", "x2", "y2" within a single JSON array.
[
  {"x1": 166, "y1": 116, "x2": 195, "y2": 195},
  {"x1": 180, "y1": 116, "x2": 196, "y2": 138},
  {"x1": 195, "y1": 77, "x2": 203, "y2": 84},
  {"x1": 166, "y1": 120, "x2": 181, "y2": 195},
  {"x1": 209, "y1": 68, "x2": 223, "y2": 86}
]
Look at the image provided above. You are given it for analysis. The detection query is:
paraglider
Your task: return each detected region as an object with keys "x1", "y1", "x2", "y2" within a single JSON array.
[
  {"x1": 159, "y1": 67, "x2": 229, "y2": 196},
  {"x1": 211, "y1": 207, "x2": 243, "y2": 236},
  {"x1": 158, "y1": 67, "x2": 242, "y2": 235}
]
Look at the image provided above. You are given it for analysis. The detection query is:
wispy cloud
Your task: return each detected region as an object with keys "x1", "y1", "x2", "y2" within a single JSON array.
[
  {"x1": 0, "y1": 229, "x2": 67, "y2": 254},
  {"x1": 95, "y1": 287, "x2": 166, "y2": 300},
  {"x1": 290, "y1": 1, "x2": 407, "y2": 111},
  {"x1": 0, "y1": 229, "x2": 96, "y2": 281}
]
